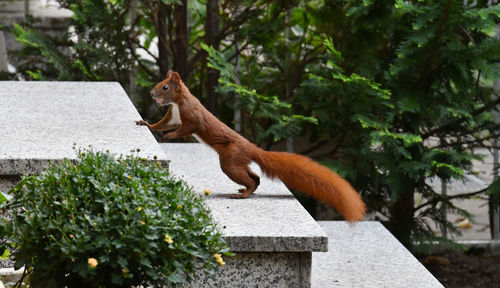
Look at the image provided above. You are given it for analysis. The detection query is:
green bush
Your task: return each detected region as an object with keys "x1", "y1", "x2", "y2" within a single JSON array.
[{"x1": 7, "y1": 149, "x2": 229, "y2": 287}]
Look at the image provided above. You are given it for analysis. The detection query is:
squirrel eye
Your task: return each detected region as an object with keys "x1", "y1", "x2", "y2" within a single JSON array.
[{"x1": 162, "y1": 85, "x2": 169, "y2": 91}]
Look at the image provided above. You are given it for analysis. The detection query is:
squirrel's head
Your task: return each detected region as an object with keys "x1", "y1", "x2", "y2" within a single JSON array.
[{"x1": 150, "y1": 70, "x2": 184, "y2": 106}]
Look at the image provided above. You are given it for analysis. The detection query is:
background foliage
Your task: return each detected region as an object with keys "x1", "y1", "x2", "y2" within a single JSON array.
[{"x1": 2, "y1": 0, "x2": 500, "y2": 249}]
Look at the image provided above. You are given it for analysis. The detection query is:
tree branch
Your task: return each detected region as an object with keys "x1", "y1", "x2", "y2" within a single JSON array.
[
  {"x1": 415, "y1": 186, "x2": 489, "y2": 212},
  {"x1": 422, "y1": 92, "x2": 500, "y2": 138},
  {"x1": 299, "y1": 139, "x2": 329, "y2": 156},
  {"x1": 130, "y1": 38, "x2": 159, "y2": 62},
  {"x1": 126, "y1": 39, "x2": 157, "y2": 79},
  {"x1": 227, "y1": 41, "x2": 249, "y2": 63}
]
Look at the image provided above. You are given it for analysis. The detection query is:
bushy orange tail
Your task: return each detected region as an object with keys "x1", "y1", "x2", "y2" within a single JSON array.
[{"x1": 251, "y1": 146, "x2": 365, "y2": 222}]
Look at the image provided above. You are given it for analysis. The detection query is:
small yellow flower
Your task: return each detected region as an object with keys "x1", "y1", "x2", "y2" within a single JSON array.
[
  {"x1": 140, "y1": 221, "x2": 145, "y2": 225},
  {"x1": 177, "y1": 204, "x2": 183, "y2": 210},
  {"x1": 164, "y1": 234, "x2": 174, "y2": 244},
  {"x1": 214, "y1": 253, "x2": 225, "y2": 266},
  {"x1": 127, "y1": 175, "x2": 132, "y2": 179},
  {"x1": 88, "y1": 257, "x2": 98, "y2": 269},
  {"x1": 136, "y1": 206, "x2": 142, "y2": 212},
  {"x1": 203, "y1": 189, "x2": 211, "y2": 196}
]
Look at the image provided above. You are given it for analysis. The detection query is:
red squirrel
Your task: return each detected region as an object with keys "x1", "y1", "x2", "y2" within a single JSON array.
[{"x1": 136, "y1": 71, "x2": 366, "y2": 222}]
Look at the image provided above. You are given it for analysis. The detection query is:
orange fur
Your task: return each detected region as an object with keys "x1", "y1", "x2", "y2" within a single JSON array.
[
  {"x1": 250, "y1": 148, "x2": 365, "y2": 222},
  {"x1": 137, "y1": 71, "x2": 366, "y2": 222}
]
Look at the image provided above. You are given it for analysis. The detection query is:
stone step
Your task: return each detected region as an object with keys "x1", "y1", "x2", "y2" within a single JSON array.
[
  {"x1": 0, "y1": 81, "x2": 169, "y2": 178},
  {"x1": 312, "y1": 221, "x2": 444, "y2": 288}
]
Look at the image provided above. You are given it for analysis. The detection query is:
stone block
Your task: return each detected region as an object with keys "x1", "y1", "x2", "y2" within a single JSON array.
[
  {"x1": 312, "y1": 221, "x2": 444, "y2": 288},
  {"x1": 0, "y1": 81, "x2": 169, "y2": 177},
  {"x1": 192, "y1": 252, "x2": 311, "y2": 288}
]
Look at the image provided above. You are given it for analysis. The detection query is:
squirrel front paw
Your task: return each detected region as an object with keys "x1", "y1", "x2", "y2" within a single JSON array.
[{"x1": 135, "y1": 120, "x2": 150, "y2": 126}]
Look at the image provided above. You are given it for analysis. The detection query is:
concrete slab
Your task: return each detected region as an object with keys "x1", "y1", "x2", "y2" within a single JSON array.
[
  {"x1": 312, "y1": 221, "x2": 443, "y2": 288},
  {"x1": 192, "y1": 252, "x2": 311, "y2": 288},
  {"x1": 160, "y1": 143, "x2": 328, "y2": 252},
  {"x1": 0, "y1": 81, "x2": 168, "y2": 175}
]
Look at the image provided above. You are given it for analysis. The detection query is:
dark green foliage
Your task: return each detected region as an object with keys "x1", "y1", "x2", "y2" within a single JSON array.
[
  {"x1": 202, "y1": 43, "x2": 318, "y2": 145},
  {"x1": 7, "y1": 149, "x2": 229, "y2": 287},
  {"x1": 295, "y1": 0, "x2": 500, "y2": 248},
  {"x1": 11, "y1": 0, "x2": 133, "y2": 82},
  {"x1": 5, "y1": 0, "x2": 500, "y2": 249}
]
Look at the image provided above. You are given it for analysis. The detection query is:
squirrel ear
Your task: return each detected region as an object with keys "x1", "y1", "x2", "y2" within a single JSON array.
[
  {"x1": 166, "y1": 70, "x2": 173, "y2": 79},
  {"x1": 171, "y1": 72, "x2": 181, "y2": 83}
]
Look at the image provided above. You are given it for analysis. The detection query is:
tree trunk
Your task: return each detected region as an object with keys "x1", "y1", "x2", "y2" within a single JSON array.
[
  {"x1": 173, "y1": 0, "x2": 189, "y2": 82},
  {"x1": 156, "y1": 3, "x2": 170, "y2": 80},
  {"x1": 205, "y1": 0, "x2": 220, "y2": 116},
  {"x1": 388, "y1": 176, "x2": 415, "y2": 249}
]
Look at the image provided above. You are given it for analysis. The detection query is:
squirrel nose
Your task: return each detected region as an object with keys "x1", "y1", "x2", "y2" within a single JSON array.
[{"x1": 150, "y1": 90, "x2": 155, "y2": 98}]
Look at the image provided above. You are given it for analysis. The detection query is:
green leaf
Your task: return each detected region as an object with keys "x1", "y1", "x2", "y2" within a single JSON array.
[
  {"x1": 0, "y1": 246, "x2": 10, "y2": 260},
  {"x1": 431, "y1": 161, "x2": 464, "y2": 176},
  {"x1": 0, "y1": 192, "x2": 12, "y2": 204}
]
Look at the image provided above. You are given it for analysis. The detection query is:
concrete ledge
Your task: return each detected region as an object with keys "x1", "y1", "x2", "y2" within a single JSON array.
[
  {"x1": 161, "y1": 143, "x2": 328, "y2": 253},
  {"x1": 312, "y1": 221, "x2": 444, "y2": 288},
  {"x1": 0, "y1": 81, "x2": 169, "y2": 176},
  {"x1": 192, "y1": 252, "x2": 311, "y2": 288}
]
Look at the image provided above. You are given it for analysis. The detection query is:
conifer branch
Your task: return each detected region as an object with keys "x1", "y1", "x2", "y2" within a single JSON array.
[
  {"x1": 422, "y1": 95, "x2": 500, "y2": 138},
  {"x1": 414, "y1": 187, "x2": 488, "y2": 212}
]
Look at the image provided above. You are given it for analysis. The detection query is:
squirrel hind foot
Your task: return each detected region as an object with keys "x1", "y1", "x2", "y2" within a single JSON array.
[
  {"x1": 230, "y1": 188, "x2": 255, "y2": 198},
  {"x1": 229, "y1": 193, "x2": 250, "y2": 199}
]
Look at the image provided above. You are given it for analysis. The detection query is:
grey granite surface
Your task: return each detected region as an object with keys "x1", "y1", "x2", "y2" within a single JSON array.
[
  {"x1": 312, "y1": 221, "x2": 444, "y2": 288},
  {"x1": 0, "y1": 81, "x2": 168, "y2": 175},
  {"x1": 160, "y1": 143, "x2": 328, "y2": 252},
  {"x1": 0, "y1": 176, "x2": 19, "y2": 193},
  {"x1": 192, "y1": 252, "x2": 311, "y2": 288}
]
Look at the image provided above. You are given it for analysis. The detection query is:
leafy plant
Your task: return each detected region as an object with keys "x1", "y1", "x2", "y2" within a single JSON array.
[{"x1": 7, "y1": 149, "x2": 229, "y2": 287}]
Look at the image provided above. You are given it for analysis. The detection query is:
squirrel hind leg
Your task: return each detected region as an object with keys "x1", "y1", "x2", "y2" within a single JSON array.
[
  {"x1": 247, "y1": 168, "x2": 260, "y2": 190},
  {"x1": 235, "y1": 169, "x2": 260, "y2": 195},
  {"x1": 220, "y1": 162, "x2": 259, "y2": 199}
]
